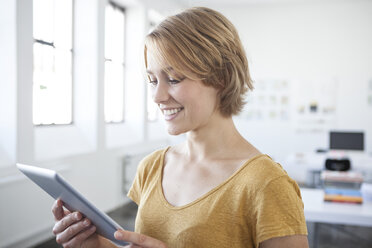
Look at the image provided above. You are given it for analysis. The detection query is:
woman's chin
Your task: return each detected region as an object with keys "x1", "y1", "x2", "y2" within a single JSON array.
[{"x1": 167, "y1": 126, "x2": 186, "y2": 136}]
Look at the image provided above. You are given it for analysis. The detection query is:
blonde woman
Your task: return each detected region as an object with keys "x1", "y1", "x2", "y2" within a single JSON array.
[{"x1": 52, "y1": 7, "x2": 308, "y2": 248}]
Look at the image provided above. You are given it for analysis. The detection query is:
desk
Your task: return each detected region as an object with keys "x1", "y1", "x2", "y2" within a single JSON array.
[
  {"x1": 301, "y1": 188, "x2": 372, "y2": 247},
  {"x1": 301, "y1": 188, "x2": 372, "y2": 227}
]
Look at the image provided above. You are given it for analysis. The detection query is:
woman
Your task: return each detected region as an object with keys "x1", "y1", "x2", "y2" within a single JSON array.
[{"x1": 52, "y1": 7, "x2": 308, "y2": 248}]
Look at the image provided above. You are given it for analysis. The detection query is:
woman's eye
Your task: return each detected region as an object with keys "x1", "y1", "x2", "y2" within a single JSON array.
[
  {"x1": 168, "y1": 79, "x2": 180, "y2": 84},
  {"x1": 168, "y1": 77, "x2": 185, "y2": 85},
  {"x1": 148, "y1": 80, "x2": 158, "y2": 86}
]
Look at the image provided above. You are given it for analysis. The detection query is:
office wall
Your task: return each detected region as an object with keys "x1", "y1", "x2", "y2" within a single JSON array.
[
  {"x1": 206, "y1": 0, "x2": 372, "y2": 162},
  {"x1": 0, "y1": 0, "x2": 17, "y2": 167}
]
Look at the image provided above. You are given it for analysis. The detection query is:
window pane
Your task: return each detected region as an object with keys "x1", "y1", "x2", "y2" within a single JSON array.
[
  {"x1": 105, "y1": 5, "x2": 124, "y2": 62},
  {"x1": 105, "y1": 4, "x2": 125, "y2": 123},
  {"x1": 55, "y1": 49, "x2": 72, "y2": 78},
  {"x1": 52, "y1": 58, "x2": 72, "y2": 125},
  {"x1": 54, "y1": 49, "x2": 72, "y2": 124},
  {"x1": 33, "y1": 0, "x2": 54, "y2": 42},
  {"x1": 33, "y1": 42, "x2": 54, "y2": 84},
  {"x1": 33, "y1": 44, "x2": 72, "y2": 125},
  {"x1": 105, "y1": 5, "x2": 115, "y2": 60},
  {"x1": 33, "y1": 78, "x2": 72, "y2": 125},
  {"x1": 104, "y1": 61, "x2": 124, "y2": 123},
  {"x1": 33, "y1": 0, "x2": 73, "y2": 125},
  {"x1": 54, "y1": 0, "x2": 73, "y2": 49},
  {"x1": 111, "y1": 7, "x2": 124, "y2": 62}
]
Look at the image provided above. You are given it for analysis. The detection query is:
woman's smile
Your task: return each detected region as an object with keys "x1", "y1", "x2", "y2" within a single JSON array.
[{"x1": 161, "y1": 107, "x2": 184, "y2": 121}]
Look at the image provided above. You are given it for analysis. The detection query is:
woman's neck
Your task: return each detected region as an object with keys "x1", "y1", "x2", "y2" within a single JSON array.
[{"x1": 184, "y1": 115, "x2": 247, "y2": 161}]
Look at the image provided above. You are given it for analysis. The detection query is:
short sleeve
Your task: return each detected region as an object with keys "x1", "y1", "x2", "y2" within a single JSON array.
[
  {"x1": 254, "y1": 175, "x2": 308, "y2": 245},
  {"x1": 127, "y1": 148, "x2": 167, "y2": 205},
  {"x1": 127, "y1": 154, "x2": 149, "y2": 205},
  {"x1": 127, "y1": 168, "x2": 142, "y2": 205}
]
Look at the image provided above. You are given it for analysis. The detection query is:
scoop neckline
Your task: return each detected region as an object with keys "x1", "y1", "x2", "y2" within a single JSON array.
[{"x1": 157, "y1": 146, "x2": 268, "y2": 210}]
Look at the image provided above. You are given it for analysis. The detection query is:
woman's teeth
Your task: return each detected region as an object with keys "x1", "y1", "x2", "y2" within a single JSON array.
[{"x1": 163, "y1": 108, "x2": 183, "y2": 115}]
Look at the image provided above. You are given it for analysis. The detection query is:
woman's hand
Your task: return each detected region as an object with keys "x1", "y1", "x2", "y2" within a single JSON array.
[
  {"x1": 115, "y1": 229, "x2": 167, "y2": 248},
  {"x1": 52, "y1": 199, "x2": 98, "y2": 248}
]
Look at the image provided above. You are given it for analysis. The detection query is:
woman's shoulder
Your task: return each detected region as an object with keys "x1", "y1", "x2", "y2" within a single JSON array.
[
  {"x1": 137, "y1": 147, "x2": 169, "y2": 175},
  {"x1": 141, "y1": 147, "x2": 168, "y2": 163},
  {"x1": 249, "y1": 154, "x2": 286, "y2": 174},
  {"x1": 239, "y1": 154, "x2": 292, "y2": 188}
]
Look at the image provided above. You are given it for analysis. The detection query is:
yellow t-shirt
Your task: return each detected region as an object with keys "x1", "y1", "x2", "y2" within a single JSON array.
[{"x1": 128, "y1": 148, "x2": 307, "y2": 248}]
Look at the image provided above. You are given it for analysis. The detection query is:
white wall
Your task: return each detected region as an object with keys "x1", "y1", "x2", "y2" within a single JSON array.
[
  {"x1": 202, "y1": 0, "x2": 372, "y2": 162},
  {"x1": 0, "y1": 0, "x2": 17, "y2": 167}
]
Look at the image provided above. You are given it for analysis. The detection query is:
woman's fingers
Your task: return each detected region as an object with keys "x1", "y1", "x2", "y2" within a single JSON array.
[
  {"x1": 52, "y1": 199, "x2": 65, "y2": 221},
  {"x1": 53, "y1": 212, "x2": 82, "y2": 235},
  {"x1": 51, "y1": 200, "x2": 97, "y2": 247},
  {"x1": 115, "y1": 229, "x2": 167, "y2": 248},
  {"x1": 58, "y1": 225, "x2": 96, "y2": 247},
  {"x1": 52, "y1": 199, "x2": 71, "y2": 221},
  {"x1": 55, "y1": 217, "x2": 92, "y2": 244},
  {"x1": 64, "y1": 208, "x2": 71, "y2": 216}
]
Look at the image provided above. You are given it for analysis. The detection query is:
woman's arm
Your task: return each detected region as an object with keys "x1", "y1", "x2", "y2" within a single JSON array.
[{"x1": 259, "y1": 235, "x2": 309, "y2": 248}]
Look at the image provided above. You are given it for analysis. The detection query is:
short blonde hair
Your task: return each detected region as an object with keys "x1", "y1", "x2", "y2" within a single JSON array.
[{"x1": 144, "y1": 7, "x2": 253, "y2": 116}]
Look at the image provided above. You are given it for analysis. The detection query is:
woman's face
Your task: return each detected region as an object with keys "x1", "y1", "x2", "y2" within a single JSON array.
[{"x1": 146, "y1": 51, "x2": 220, "y2": 135}]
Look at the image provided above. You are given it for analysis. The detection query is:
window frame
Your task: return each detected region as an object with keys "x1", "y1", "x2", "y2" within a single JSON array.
[
  {"x1": 32, "y1": 0, "x2": 75, "y2": 126},
  {"x1": 104, "y1": 1, "x2": 126, "y2": 124}
]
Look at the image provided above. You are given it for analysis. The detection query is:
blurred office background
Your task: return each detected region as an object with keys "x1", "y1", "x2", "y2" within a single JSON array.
[{"x1": 1, "y1": 0, "x2": 372, "y2": 247}]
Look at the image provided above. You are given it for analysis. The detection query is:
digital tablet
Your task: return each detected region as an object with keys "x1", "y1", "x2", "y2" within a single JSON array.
[{"x1": 16, "y1": 163, "x2": 129, "y2": 246}]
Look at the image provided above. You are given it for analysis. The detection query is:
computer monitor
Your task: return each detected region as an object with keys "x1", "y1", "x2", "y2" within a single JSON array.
[{"x1": 329, "y1": 131, "x2": 364, "y2": 151}]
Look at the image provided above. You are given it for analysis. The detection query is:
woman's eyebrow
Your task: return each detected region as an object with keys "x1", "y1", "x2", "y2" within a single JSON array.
[{"x1": 146, "y1": 67, "x2": 174, "y2": 75}]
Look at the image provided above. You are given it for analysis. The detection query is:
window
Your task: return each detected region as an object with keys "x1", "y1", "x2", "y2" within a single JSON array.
[
  {"x1": 104, "y1": 2, "x2": 125, "y2": 123},
  {"x1": 33, "y1": 0, "x2": 73, "y2": 125}
]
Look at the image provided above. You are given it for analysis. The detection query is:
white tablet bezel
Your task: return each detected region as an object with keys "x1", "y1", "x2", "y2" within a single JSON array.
[{"x1": 16, "y1": 163, "x2": 129, "y2": 246}]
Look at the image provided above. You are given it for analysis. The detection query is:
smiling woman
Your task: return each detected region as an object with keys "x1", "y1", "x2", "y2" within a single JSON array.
[
  {"x1": 144, "y1": 7, "x2": 254, "y2": 117},
  {"x1": 129, "y1": 6, "x2": 308, "y2": 248},
  {"x1": 50, "y1": 6, "x2": 309, "y2": 248}
]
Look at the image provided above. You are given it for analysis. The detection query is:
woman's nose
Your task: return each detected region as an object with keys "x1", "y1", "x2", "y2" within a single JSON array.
[{"x1": 152, "y1": 81, "x2": 170, "y2": 104}]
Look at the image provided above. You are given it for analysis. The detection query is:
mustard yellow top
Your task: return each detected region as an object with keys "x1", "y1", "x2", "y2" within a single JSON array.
[{"x1": 128, "y1": 148, "x2": 307, "y2": 248}]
